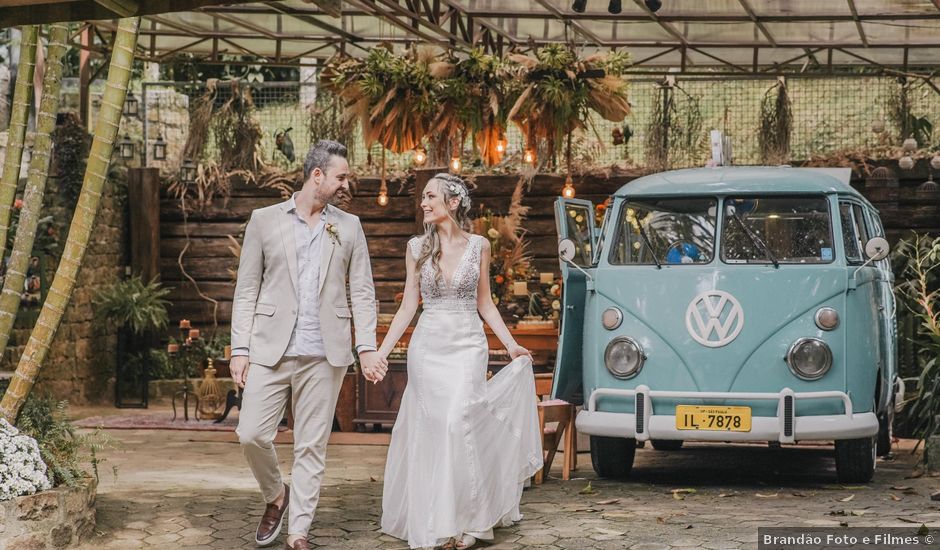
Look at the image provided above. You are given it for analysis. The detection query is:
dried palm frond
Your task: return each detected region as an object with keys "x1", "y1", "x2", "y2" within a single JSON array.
[
  {"x1": 758, "y1": 77, "x2": 792, "y2": 165},
  {"x1": 182, "y1": 79, "x2": 218, "y2": 162},
  {"x1": 320, "y1": 46, "x2": 437, "y2": 154},
  {"x1": 213, "y1": 80, "x2": 263, "y2": 173},
  {"x1": 506, "y1": 46, "x2": 631, "y2": 168}
]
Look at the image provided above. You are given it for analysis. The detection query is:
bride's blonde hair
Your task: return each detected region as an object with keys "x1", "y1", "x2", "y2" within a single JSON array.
[{"x1": 415, "y1": 173, "x2": 473, "y2": 283}]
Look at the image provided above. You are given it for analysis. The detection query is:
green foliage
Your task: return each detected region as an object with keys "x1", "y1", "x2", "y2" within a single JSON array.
[
  {"x1": 16, "y1": 395, "x2": 116, "y2": 486},
  {"x1": 51, "y1": 112, "x2": 89, "y2": 206},
  {"x1": 93, "y1": 276, "x2": 172, "y2": 335},
  {"x1": 164, "y1": 331, "x2": 231, "y2": 379},
  {"x1": 892, "y1": 234, "x2": 940, "y2": 449}
]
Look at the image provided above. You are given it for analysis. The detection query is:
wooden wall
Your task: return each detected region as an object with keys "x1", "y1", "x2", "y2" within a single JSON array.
[{"x1": 158, "y1": 163, "x2": 939, "y2": 335}]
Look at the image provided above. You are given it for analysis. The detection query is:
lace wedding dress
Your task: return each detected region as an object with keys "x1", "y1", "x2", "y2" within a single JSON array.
[{"x1": 381, "y1": 234, "x2": 543, "y2": 549}]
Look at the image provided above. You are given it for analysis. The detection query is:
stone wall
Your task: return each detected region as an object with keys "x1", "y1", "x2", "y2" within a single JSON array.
[
  {"x1": 0, "y1": 105, "x2": 127, "y2": 405},
  {"x1": 0, "y1": 476, "x2": 97, "y2": 550}
]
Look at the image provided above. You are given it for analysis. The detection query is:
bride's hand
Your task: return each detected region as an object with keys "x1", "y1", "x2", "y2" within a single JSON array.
[{"x1": 507, "y1": 344, "x2": 532, "y2": 361}]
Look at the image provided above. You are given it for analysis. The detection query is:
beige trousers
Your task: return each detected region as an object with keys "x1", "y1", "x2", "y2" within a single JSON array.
[{"x1": 236, "y1": 356, "x2": 346, "y2": 537}]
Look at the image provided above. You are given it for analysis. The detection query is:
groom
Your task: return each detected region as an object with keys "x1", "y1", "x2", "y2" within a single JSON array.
[{"x1": 231, "y1": 140, "x2": 388, "y2": 550}]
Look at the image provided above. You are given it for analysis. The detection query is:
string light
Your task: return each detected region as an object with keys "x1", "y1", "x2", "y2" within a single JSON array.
[
  {"x1": 523, "y1": 148, "x2": 536, "y2": 165},
  {"x1": 562, "y1": 176, "x2": 576, "y2": 199},
  {"x1": 413, "y1": 146, "x2": 427, "y2": 166}
]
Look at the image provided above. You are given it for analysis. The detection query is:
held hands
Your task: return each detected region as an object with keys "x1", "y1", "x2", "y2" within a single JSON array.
[
  {"x1": 230, "y1": 356, "x2": 250, "y2": 388},
  {"x1": 360, "y1": 351, "x2": 389, "y2": 384}
]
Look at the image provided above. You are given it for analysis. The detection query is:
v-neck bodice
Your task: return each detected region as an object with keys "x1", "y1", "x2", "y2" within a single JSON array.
[{"x1": 409, "y1": 235, "x2": 483, "y2": 312}]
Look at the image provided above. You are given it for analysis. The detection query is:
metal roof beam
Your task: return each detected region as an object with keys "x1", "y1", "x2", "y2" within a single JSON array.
[
  {"x1": 262, "y1": 1, "x2": 364, "y2": 43},
  {"x1": 633, "y1": 0, "x2": 690, "y2": 47},
  {"x1": 737, "y1": 0, "x2": 777, "y2": 47},
  {"x1": 846, "y1": 0, "x2": 869, "y2": 47},
  {"x1": 438, "y1": 0, "x2": 517, "y2": 47},
  {"x1": 532, "y1": 0, "x2": 606, "y2": 46}
]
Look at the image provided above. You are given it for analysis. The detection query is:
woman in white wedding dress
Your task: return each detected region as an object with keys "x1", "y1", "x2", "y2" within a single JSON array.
[{"x1": 377, "y1": 173, "x2": 543, "y2": 550}]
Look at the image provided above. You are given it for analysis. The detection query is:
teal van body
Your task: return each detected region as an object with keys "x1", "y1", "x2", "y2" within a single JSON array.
[{"x1": 553, "y1": 167, "x2": 899, "y2": 483}]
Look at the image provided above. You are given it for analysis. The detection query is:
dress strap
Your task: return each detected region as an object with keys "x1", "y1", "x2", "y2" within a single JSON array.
[{"x1": 408, "y1": 236, "x2": 422, "y2": 260}]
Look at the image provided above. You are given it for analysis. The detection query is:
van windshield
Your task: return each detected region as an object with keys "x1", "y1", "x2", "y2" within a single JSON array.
[
  {"x1": 721, "y1": 196, "x2": 833, "y2": 264},
  {"x1": 609, "y1": 198, "x2": 717, "y2": 265}
]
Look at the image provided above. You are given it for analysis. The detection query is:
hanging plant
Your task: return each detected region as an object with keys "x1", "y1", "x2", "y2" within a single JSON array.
[
  {"x1": 506, "y1": 45, "x2": 631, "y2": 166},
  {"x1": 758, "y1": 77, "x2": 792, "y2": 165},
  {"x1": 889, "y1": 77, "x2": 933, "y2": 148},
  {"x1": 644, "y1": 78, "x2": 703, "y2": 171},
  {"x1": 429, "y1": 48, "x2": 510, "y2": 166},
  {"x1": 320, "y1": 45, "x2": 437, "y2": 154}
]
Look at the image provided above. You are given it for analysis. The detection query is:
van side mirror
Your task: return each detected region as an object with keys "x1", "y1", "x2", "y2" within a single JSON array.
[
  {"x1": 849, "y1": 236, "x2": 890, "y2": 291},
  {"x1": 559, "y1": 239, "x2": 577, "y2": 263},
  {"x1": 864, "y1": 236, "x2": 890, "y2": 262},
  {"x1": 558, "y1": 238, "x2": 593, "y2": 282}
]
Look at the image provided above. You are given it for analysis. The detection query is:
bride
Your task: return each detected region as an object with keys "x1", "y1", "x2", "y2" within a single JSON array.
[{"x1": 377, "y1": 173, "x2": 543, "y2": 549}]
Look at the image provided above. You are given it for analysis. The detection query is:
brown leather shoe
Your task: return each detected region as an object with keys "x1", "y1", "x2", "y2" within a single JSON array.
[
  {"x1": 284, "y1": 539, "x2": 309, "y2": 550},
  {"x1": 255, "y1": 483, "x2": 289, "y2": 547}
]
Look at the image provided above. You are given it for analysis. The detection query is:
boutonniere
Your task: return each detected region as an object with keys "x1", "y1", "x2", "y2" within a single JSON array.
[{"x1": 325, "y1": 223, "x2": 341, "y2": 246}]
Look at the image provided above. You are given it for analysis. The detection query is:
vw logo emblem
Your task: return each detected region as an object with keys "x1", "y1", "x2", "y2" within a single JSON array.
[{"x1": 685, "y1": 290, "x2": 744, "y2": 348}]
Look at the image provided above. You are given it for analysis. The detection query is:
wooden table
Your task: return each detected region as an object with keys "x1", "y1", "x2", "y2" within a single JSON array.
[{"x1": 353, "y1": 324, "x2": 559, "y2": 430}]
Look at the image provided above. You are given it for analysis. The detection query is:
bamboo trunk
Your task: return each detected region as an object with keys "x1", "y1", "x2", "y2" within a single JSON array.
[
  {"x1": 0, "y1": 18, "x2": 141, "y2": 423},
  {"x1": 0, "y1": 26, "x2": 39, "y2": 258},
  {"x1": 0, "y1": 24, "x2": 69, "y2": 359}
]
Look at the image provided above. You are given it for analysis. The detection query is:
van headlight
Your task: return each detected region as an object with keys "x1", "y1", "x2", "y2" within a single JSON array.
[
  {"x1": 604, "y1": 337, "x2": 645, "y2": 379},
  {"x1": 786, "y1": 337, "x2": 832, "y2": 380}
]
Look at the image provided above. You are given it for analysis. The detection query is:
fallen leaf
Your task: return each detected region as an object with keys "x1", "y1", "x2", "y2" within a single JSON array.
[
  {"x1": 601, "y1": 511, "x2": 632, "y2": 520},
  {"x1": 904, "y1": 489, "x2": 920, "y2": 496},
  {"x1": 840, "y1": 521, "x2": 849, "y2": 527},
  {"x1": 907, "y1": 469, "x2": 925, "y2": 479},
  {"x1": 850, "y1": 510, "x2": 867, "y2": 516},
  {"x1": 575, "y1": 508, "x2": 598, "y2": 513},
  {"x1": 840, "y1": 495, "x2": 855, "y2": 502},
  {"x1": 579, "y1": 482, "x2": 596, "y2": 495},
  {"x1": 829, "y1": 510, "x2": 848, "y2": 516},
  {"x1": 890, "y1": 494, "x2": 902, "y2": 501},
  {"x1": 892, "y1": 486, "x2": 913, "y2": 491},
  {"x1": 595, "y1": 527, "x2": 625, "y2": 536},
  {"x1": 897, "y1": 517, "x2": 920, "y2": 523},
  {"x1": 671, "y1": 488, "x2": 697, "y2": 495},
  {"x1": 756, "y1": 493, "x2": 779, "y2": 498},
  {"x1": 369, "y1": 476, "x2": 377, "y2": 482},
  {"x1": 657, "y1": 517, "x2": 666, "y2": 524},
  {"x1": 718, "y1": 493, "x2": 738, "y2": 498},
  {"x1": 673, "y1": 493, "x2": 685, "y2": 501},
  {"x1": 595, "y1": 499, "x2": 621, "y2": 505},
  {"x1": 792, "y1": 492, "x2": 808, "y2": 497},
  {"x1": 685, "y1": 525, "x2": 694, "y2": 529}
]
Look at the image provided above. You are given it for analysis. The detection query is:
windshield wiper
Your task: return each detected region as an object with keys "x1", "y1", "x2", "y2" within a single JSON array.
[
  {"x1": 729, "y1": 209, "x2": 779, "y2": 268},
  {"x1": 635, "y1": 222, "x2": 662, "y2": 269}
]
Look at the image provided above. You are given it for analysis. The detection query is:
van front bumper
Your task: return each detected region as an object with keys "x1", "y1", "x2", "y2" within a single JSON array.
[{"x1": 576, "y1": 385, "x2": 878, "y2": 443}]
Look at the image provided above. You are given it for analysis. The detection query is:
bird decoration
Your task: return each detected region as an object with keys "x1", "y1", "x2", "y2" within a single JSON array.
[{"x1": 274, "y1": 127, "x2": 295, "y2": 162}]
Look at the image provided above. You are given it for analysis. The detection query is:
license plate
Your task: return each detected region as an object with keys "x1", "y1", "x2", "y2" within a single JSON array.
[{"x1": 675, "y1": 405, "x2": 751, "y2": 432}]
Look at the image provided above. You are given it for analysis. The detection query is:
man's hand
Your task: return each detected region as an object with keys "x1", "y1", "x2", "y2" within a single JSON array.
[
  {"x1": 359, "y1": 351, "x2": 388, "y2": 383},
  {"x1": 230, "y1": 356, "x2": 250, "y2": 388}
]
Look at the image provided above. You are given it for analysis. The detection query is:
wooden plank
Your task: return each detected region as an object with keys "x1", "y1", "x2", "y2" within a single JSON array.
[
  {"x1": 160, "y1": 197, "x2": 283, "y2": 221},
  {"x1": 161, "y1": 222, "x2": 246, "y2": 238},
  {"x1": 161, "y1": 257, "x2": 238, "y2": 281},
  {"x1": 128, "y1": 168, "x2": 161, "y2": 281},
  {"x1": 162, "y1": 237, "x2": 240, "y2": 258}
]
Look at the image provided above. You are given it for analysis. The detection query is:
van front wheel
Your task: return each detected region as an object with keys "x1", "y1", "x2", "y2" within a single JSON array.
[
  {"x1": 590, "y1": 436, "x2": 636, "y2": 478},
  {"x1": 834, "y1": 436, "x2": 876, "y2": 483}
]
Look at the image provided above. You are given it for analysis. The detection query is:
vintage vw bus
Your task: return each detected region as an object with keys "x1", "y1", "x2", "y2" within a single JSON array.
[{"x1": 553, "y1": 167, "x2": 899, "y2": 483}]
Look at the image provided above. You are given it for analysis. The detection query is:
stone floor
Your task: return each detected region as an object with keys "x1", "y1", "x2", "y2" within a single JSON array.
[{"x1": 71, "y1": 407, "x2": 938, "y2": 550}]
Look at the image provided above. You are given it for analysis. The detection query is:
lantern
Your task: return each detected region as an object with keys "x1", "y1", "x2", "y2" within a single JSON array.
[
  {"x1": 123, "y1": 90, "x2": 139, "y2": 117},
  {"x1": 152, "y1": 133, "x2": 167, "y2": 161},
  {"x1": 523, "y1": 148, "x2": 536, "y2": 165},
  {"x1": 180, "y1": 158, "x2": 198, "y2": 183},
  {"x1": 118, "y1": 133, "x2": 135, "y2": 160}
]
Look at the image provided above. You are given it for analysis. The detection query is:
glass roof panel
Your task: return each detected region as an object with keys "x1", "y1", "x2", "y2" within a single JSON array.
[
  {"x1": 853, "y1": 0, "x2": 939, "y2": 16},
  {"x1": 651, "y1": 0, "x2": 747, "y2": 17},
  {"x1": 749, "y1": 0, "x2": 852, "y2": 17},
  {"x1": 579, "y1": 20, "x2": 674, "y2": 42},
  {"x1": 862, "y1": 20, "x2": 940, "y2": 44},
  {"x1": 684, "y1": 22, "x2": 764, "y2": 44},
  {"x1": 763, "y1": 21, "x2": 861, "y2": 44}
]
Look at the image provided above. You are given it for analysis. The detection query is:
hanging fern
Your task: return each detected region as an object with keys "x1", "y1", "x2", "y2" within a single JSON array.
[{"x1": 758, "y1": 78, "x2": 793, "y2": 165}]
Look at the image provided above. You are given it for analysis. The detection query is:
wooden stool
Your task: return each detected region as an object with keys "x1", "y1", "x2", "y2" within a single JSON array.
[{"x1": 533, "y1": 373, "x2": 577, "y2": 483}]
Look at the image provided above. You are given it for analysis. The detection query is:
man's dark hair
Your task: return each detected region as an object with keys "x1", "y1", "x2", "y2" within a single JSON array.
[{"x1": 303, "y1": 140, "x2": 347, "y2": 182}]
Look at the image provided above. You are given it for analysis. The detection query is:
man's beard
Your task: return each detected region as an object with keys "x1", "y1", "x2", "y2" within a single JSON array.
[{"x1": 324, "y1": 187, "x2": 351, "y2": 209}]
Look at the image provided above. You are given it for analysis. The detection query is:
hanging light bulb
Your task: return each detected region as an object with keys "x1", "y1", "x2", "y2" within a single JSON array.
[
  {"x1": 450, "y1": 156, "x2": 462, "y2": 173},
  {"x1": 377, "y1": 191, "x2": 389, "y2": 206},
  {"x1": 562, "y1": 176, "x2": 576, "y2": 199},
  {"x1": 413, "y1": 146, "x2": 427, "y2": 166},
  {"x1": 495, "y1": 137, "x2": 507, "y2": 154},
  {"x1": 523, "y1": 148, "x2": 536, "y2": 165}
]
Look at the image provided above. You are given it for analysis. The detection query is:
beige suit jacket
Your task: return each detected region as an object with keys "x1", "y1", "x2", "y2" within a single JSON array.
[{"x1": 230, "y1": 200, "x2": 377, "y2": 367}]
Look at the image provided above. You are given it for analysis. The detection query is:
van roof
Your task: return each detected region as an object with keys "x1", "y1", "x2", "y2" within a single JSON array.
[{"x1": 615, "y1": 166, "x2": 869, "y2": 204}]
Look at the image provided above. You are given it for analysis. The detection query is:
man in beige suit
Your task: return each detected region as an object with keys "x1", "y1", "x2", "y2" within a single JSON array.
[{"x1": 231, "y1": 140, "x2": 387, "y2": 550}]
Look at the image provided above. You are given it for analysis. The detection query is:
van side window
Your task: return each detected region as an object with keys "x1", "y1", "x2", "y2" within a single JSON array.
[
  {"x1": 852, "y1": 204, "x2": 872, "y2": 252},
  {"x1": 839, "y1": 203, "x2": 862, "y2": 264}
]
